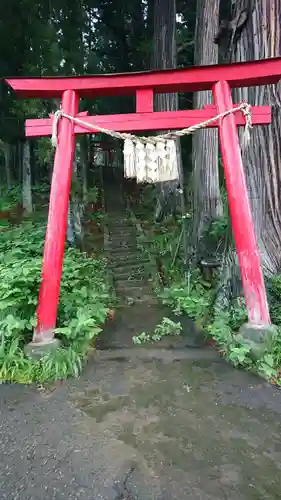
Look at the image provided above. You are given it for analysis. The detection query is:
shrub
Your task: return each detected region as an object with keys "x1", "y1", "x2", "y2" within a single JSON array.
[{"x1": 0, "y1": 220, "x2": 114, "y2": 383}]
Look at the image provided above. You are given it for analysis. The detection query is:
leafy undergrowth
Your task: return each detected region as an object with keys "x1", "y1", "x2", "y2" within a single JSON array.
[
  {"x1": 0, "y1": 184, "x2": 21, "y2": 212},
  {"x1": 0, "y1": 219, "x2": 115, "y2": 384},
  {"x1": 155, "y1": 273, "x2": 281, "y2": 384},
  {"x1": 133, "y1": 317, "x2": 182, "y2": 344},
  {"x1": 134, "y1": 210, "x2": 281, "y2": 385}
]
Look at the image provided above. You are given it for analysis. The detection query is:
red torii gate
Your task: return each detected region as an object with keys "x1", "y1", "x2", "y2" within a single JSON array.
[{"x1": 5, "y1": 57, "x2": 281, "y2": 351}]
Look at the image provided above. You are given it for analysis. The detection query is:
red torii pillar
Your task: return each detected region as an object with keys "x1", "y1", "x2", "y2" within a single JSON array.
[{"x1": 6, "y1": 57, "x2": 281, "y2": 350}]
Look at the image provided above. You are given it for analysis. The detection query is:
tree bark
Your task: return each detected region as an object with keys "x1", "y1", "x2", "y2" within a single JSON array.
[
  {"x1": 79, "y1": 136, "x2": 88, "y2": 204},
  {"x1": 152, "y1": 0, "x2": 178, "y2": 151},
  {"x1": 214, "y1": 0, "x2": 281, "y2": 311},
  {"x1": 3, "y1": 143, "x2": 12, "y2": 189},
  {"x1": 232, "y1": 0, "x2": 281, "y2": 276},
  {"x1": 152, "y1": 0, "x2": 186, "y2": 230},
  {"x1": 69, "y1": 152, "x2": 84, "y2": 251},
  {"x1": 22, "y1": 141, "x2": 33, "y2": 214},
  {"x1": 192, "y1": 0, "x2": 222, "y2": 261}
]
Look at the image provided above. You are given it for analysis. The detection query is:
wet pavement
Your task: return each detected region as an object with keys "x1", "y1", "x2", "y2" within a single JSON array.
[{"x1": 1, "y1": 340, "x2": 281, "y2": 499}]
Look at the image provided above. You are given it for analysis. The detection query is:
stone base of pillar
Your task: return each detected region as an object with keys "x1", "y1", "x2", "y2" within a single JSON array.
[
  {"x1": 238, "y1": 323, "x2": 277, "y2": 360},
  {"x1": 24, "y1": 338, "x2": 61, "y2": 360}
]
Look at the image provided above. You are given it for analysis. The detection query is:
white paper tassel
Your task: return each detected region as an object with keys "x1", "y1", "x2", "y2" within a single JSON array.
[
  {"x1": 123, "y1": 139, "x2": 136, "y2": 178},
  {"x1": 135, "y1": 141, "x2": 146, "y2": 183},
  {"x1": 156, "y1": 141, "x2": 168, "y2": 182},
  {"x1": 242, "y1": 125, "x2": 251, "y2": 150},
  {"x1": 123, "y1": 136, "x2": 179, "y2": 184},
  {"x1": 144, "y1": 142, "x2": 158, "y2": 184},
  {"x1": 165, "y1": 139, "x2": 179, "y2": 182}
]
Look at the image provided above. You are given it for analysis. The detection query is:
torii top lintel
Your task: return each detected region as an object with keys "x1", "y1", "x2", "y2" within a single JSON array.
[{"x1": 5, "y1": 57, "x2": 281, "y2": 99}]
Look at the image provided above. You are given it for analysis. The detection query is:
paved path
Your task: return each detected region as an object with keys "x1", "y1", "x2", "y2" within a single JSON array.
[{"x1": 1, "y1": 346, "x2": 281, "y2": 499}]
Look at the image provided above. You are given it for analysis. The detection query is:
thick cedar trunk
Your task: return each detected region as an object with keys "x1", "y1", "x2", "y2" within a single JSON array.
[
  {"x1": 192, "y1": 0, "x2": 222, "y2": 259},
  {"x1": 233, "y1": 0, "x2": 281, "y2": 276},
  {"x1": 215, "y1": 0, "x2": 281, "y2": 311},
  {"x1": 22, "y1": 141, "x2": 33, "y2": 213},
  {"x1": 70, "y1": 153, "x2": 84, "y2": 251},
  {"x1": 79, "y1": 136, "x2": 88, "y2": 204},
  {"x1": 152, "y1": 0, "x2": 186, "y2": 261},
  {"x1": 3, "y1": 143, "x2": 12, "y2": 189},
  {"x1": 152, "y1": 0, "x2": 177, "y2": 99},
  {"x1": 152, "y1": 0, "x2": 180, "y2": 178},
  {"x1": 152, "y1": 0, "x2": 179, "y2": 174}
]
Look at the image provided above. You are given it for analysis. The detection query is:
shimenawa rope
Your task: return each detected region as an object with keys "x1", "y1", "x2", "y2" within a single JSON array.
[{"x1": 51, "y1": 103, "x2": 252, "y2": 184}]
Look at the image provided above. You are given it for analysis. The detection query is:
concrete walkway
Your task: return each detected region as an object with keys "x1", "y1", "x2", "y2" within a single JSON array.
[{"x1": 1, "y1": 347, "x2": 281, "y2": 499}]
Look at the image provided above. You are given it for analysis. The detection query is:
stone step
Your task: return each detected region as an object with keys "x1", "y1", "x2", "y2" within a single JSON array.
[
  {"x1": 109, "y1": 244, "x2": 138, "y2": 252},
  {"x1": 112, "y1": 260, "x2": 149, "y2": 270},
  {"x1": 109, "y1": 257, "x2": 147, "y2": 268},
  {"x1": 107, "y1": 225, "x2": 134, "y2": 232},
  {"x1": 114, "y1": 270, "x2": 150, "y2": 281},
  {"x1": 108, "y1": 234, "x2": 137, "y2": 242},
  {"x1": 109, "y1": 259, "x2": 149, "y2": 270},
  {"x1": 115, "y1": 282, "x2": 151, "y2": 293},
  {"x1": 115, "y1": 278, "x2": 153, "y2": 289},
  {"x1": 107, "y1": 230, "x2": 135, "y2": 237},
  {"x1": 108, "y1": 248, "x2": 143, "y2": 257},
  {"x1": 106, "y1": 206, "x2": 127, "y2": 212},
  {"x1": 116, "y1": 275, "x2": 146, "y2": 282},
  {"x1": 108, "y1": 225, "x2": 136, "y2": 233},
  {"x1": 107, "y1": 218, "x2": 132, "y2": 225},
  {"x1": 107, "y1": 216, "x2": 132, "y2": 223},
  {"x1": 115, "y1": 286, "x2": 157, "y2": 303},
  {"x1": 108, "y1": 243, "x2": 138, "y2": 252}
]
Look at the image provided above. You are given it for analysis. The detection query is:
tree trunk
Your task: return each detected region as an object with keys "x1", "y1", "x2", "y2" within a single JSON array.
[
  {"x1": 3, "y1": 143, "x2": 12, "y2": 189},
  {"x1": 152, "y1": 0, "x2": 182, "y2": 192},
  {"x1": 215, "y1": 0, "x2": 281, "y2": 311},
  {"x1": 79, "y1": 136, "x2": 88, "y2": 204},
  {"x1": 69, "y1": 153, "x2": 84, "y2": 251},
  {"x1": 232, "y1": 0, "x2": 281, "y2": 277},
  {"x1": 22, "y1": 141, "x2": 33, "y2": 214},
  {"x1": 192, "y1": 0, "x2": 222, "y2": 262},
  {"x1": 152, "y1": 0, "x2": 187, "y2": 264}
]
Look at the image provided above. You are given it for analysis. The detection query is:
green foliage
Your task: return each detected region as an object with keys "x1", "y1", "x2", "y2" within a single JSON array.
[
  {"x1": 0, "y1": 338, "x2": 34, "y2": 383},
  {"x1": 0, "y1": 218, "x2": 114, "y2": 383},
  {"x1": 229, "y1": 300, "x2": 248, "y2": 330},
  {"x1": 206, "y1": 311, "x2": 233, "y2": 347},
  {"x1": 272, "y1": 328, "x2": 281, "y2": 369},
  {"x1": 205, "y1": 190, "x2": 230, "y2": 258},
  {"x1": 137, "y1": 215, "x2": 188, "y2": 283},
  {"x1": 206, "y1": 306, "x2": 280, "y2": 382},
  {"x1": 133, "y1": 317, "x2": 182, "y2": 345},
  {"x1": 87, "y1": 187, "x2": 100, "y2": 204},
  {"x1": 135, "y1": 187, "x2": 281, "y2": 384},
  {"x1": 256, "y1": 354, "x2": 276, "y2": 381},
  {"x1": 159, "y1": 272, "x2": 212, "y2": 321},
  {"x1": 87, "y1": 211, "x2": 106, "y2": 224},
  {"x1": 33, "y1": 347, "x2": 84, "y2": 383},
  {"x1": 0, "y1": 185, "x2": 21, "y2": 211},
  {"x1": 34, "y1": 138, "x2": 54, "y2": 167},
  {"x1": 266, "y1": 275, "x2": 281, "y2": 377},
  {"x1": 209, "y1": 216, "x2": 229, "y2": 239},
  {"x1": 267, "y1": 274, "x2": 281, "y2": 325},
  {"x1": 0, "y1": 340, "x2": 85, "y2": 384}
]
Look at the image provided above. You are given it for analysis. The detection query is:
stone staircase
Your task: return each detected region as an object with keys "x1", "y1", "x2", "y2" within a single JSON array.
[{"x1": 103, "y1": 170, "x2": 156, "y2": 303}]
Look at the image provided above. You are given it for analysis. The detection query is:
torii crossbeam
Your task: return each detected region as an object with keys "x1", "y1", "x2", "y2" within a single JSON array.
[{"x1": 5, "y1": 57, "x2": 281, "y2": 350}]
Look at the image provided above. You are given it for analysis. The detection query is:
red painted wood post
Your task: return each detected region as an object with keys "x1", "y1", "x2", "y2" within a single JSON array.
[
  {"x1": 34, "y1": 90, "x2": 79, "y2": 343},
  {"x1": 212, "y1": 80, "x2": 270, "y2": 326}
]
